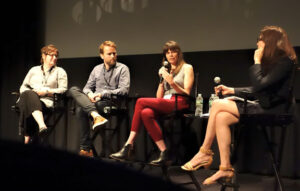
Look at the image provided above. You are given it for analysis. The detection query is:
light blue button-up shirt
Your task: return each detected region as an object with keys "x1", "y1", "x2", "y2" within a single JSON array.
[{"x1": 83, "y1": 62, "x2": 130, "y2": 98}]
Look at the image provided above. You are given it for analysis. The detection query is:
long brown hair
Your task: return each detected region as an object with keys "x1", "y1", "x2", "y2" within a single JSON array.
[
  {"x1": 162, "y1": 41, "x2": 185, "y2": 75},
  {"x1": 259, "y1": 26, "x2": 297, "y2": 75}
]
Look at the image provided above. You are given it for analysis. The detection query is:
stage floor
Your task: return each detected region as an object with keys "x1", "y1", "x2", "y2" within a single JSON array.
[{"x1": 102, "y1": 158, "x2": 300, "y2": 191}]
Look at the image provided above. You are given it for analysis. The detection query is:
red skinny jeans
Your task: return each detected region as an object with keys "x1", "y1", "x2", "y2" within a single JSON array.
[{"x1": 131, "y1": 96, "x2": 189, "y2": 142}]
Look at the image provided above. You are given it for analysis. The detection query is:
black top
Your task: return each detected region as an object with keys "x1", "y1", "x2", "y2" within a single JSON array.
[{"x1": 234, "y1": 56, "x2": 295, "y2": 113}]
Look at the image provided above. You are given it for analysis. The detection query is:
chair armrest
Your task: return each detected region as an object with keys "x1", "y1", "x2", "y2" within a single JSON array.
[
  {"x1": 11, "y1": 91, "x2": 20, "y2": 111},
  {"x1": 173, "y1": 93, "x2": 195, "y2": 113},
  {"x1": 109, "y1": 94, "x2": 129, "y2": 111},
  {"x1": 53, "y1": 93, "x2": 67, "y2": 109}
]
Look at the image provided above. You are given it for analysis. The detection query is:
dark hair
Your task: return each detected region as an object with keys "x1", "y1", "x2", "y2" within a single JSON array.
[
  {"x1": 162, "y1": 41, "x2": 185, "y2": 75},
  {"x1": 259, "y1": 26, "x2": 297, "y2": 75}
]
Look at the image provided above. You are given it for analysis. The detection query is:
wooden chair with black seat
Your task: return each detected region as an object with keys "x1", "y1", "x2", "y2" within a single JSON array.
[
  {"x1": 230, "y1": 64, "x2": 299, "y2": 191},
  {"x1": 90, "y1": 94, "x2": 130, "y2": 158},
  {"x1": 11, "y1": 91, "x2": 68, "y2": 145}
]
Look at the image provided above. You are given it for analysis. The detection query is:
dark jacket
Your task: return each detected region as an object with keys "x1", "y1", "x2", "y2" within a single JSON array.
[{"x1": 234, "y1": 56, "x2": 295, "y2": 113}]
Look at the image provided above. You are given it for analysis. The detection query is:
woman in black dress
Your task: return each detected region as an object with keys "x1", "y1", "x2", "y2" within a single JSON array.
[{"x1": 181, "y1": 26, "x2": 297, "y2": 185}]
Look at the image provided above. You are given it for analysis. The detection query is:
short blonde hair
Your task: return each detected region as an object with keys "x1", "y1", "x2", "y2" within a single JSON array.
[{"x1": 98, "y1": 41, "x2": 117, "y2": 54}]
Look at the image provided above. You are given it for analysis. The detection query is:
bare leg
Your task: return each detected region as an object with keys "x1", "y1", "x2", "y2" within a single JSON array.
[
  {"x1": 155, "y1": 140, "x2": 167, "y2": 152},
  {"x1": 203, "y1": 110, "x2": 239, "y2": 185},
  {"x1": 32, "y1": 110, "x2": 47, "y2": 129},
  {"x1": 217, "y1": 112, "x2": 239, "y2": 166},
  {"x1": 125, "y1": 131, "x2": 137, "y2": 145},
  {"x1": 184, "y1": 99, "x2": 239, "y2": 167},
  {"x1": 24, "y1": 136, "x2": 30, "y2": 144}
]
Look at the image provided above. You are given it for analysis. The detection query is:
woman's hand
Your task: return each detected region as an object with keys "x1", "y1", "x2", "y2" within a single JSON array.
[
  {"x1": 34, "y1": 90, "x2": 48, "y2": 96},
  {"x1": 214, "y1": 85, "x2": 234, "y2": 96},
  {"x1": 254, "y1": 41, "x2": 265, "y2": 64},
  {"x1": 159, "y1": 67, "x2": 174, "y2": 85},
  {"x1": 34, "y1": 87, "x2": 50, "y2": 97}
]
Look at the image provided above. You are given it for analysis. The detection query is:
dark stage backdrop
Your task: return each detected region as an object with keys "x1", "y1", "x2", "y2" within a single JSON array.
[{"x1": 45, "y1": 0, "x2": 300, "y2": 58}]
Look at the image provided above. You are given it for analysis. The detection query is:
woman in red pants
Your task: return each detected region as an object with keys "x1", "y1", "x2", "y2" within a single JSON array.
[{"x1": 110, "y1": 40, "x2": 194, "y2": 165}]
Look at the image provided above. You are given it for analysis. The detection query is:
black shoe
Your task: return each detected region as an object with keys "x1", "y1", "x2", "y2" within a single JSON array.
[
  {"x1": 39, "y1": 126, "x2": 48, "y2": 137},
  {"x1": 149, "y1": 150, "x2": 172, "y2": 166},
  {"x1": 109, "y1": 144, "x2": 133, "y2": 161}
]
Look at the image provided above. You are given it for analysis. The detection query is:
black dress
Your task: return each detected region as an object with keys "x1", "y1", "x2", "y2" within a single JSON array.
[{"x1": 234, "y1": 56, "x2": 295, "y2": 115}]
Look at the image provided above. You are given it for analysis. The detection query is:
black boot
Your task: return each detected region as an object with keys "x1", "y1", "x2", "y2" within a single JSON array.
[
  {"x1": 149, "y1": 149, "x2": 172, "y2": 166},
  {"x1": 109, "y1": 144, "x2": 133, "y2": 161}
]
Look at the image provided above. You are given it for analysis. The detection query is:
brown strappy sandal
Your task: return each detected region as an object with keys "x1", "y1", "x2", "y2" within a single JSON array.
[
  {"x1": 181, "y1": 147, "x2": 214, "y2": 171},
  {"x1": 203, "y1": 165, "x2": 235, "y2": 185}
]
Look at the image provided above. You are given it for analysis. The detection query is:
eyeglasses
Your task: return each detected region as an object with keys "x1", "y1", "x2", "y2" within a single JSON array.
[{"x1": 46, "y1": 53, "x2": 58, "y2": 57}]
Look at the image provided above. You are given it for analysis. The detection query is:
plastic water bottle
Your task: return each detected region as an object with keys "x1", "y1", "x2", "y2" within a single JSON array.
[
  {"x1": 195, "y1": 93, "x2": 203, "y2": 116},
  {"x1": 209, "y1": 94, "x2": 218, "y2": 113}
]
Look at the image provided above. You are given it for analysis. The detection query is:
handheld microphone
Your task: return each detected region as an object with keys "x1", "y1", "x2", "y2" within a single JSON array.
[
  {"x1": 214, "y1": 76, "x2": 223, "y2": 98},
  {"x1": 159, "y1": 61, "x2": 171, "y2": 83}
]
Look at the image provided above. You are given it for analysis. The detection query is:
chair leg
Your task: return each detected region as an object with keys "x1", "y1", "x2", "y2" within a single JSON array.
[
  {"x1": 187, "y1": 171, "x2": 202, "y2": 191},
  {"x1": 218, "y1": 176, "x2": 239, "y2": 191},
  {"x1": 261, "y1": 126, "x2": 285, "y2": 191},
  {"x1": 161, "y1": 165, "x2": 170, "y2": 181}
]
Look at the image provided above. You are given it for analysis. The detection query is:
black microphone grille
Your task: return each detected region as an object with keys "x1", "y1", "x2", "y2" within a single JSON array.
[{"x1": 214, "y1": 76, "x2": 221, "y2": 84}]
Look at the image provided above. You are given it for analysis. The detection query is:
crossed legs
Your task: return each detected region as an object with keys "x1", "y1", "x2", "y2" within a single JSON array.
[{"x1": 182, "y1": 98, "x2": 239, "y2": 183}]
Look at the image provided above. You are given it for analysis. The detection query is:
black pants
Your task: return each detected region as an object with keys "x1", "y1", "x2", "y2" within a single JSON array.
[
  {"x1": 17, "y1": 90, "x2": 48, "y2": 136},
  {"x1": 67, "y1": 86, "x2": 115, "y2": 151}
]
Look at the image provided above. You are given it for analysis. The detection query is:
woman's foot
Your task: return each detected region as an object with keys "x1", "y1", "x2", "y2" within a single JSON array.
[
  {"x1": 203, "y1": 165, "x2": 235, "y2": 185},
  {"x1": 39, "y1": 126, "x2": 48, "y2": 135},
  {"x1": 109, "y1": 144, "x2": 134, "y2": 161},
  {"x1": 149, "y1": 149, "x2": 172, "y2": 166},
  {"x1": 181, "y1": 147, "x2": 214, "y2": 171}
]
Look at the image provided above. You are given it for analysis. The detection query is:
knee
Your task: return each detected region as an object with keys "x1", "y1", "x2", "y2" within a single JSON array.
[
  {"x1": 211, "y1": 99, "x2": 227, "y2": 112},
  {"x1": 20, "y1": 90, "x2": 36, "y2": 99},
  {"x1": 135, "y1": 98, "x2": 147, "y2": 109},
  {"x1": 215, "y1": 112, "x2": 237, "y2": 127},
  {"x1": 136, "y1": 98, "x2": 144, "y2": 105},
  {"x1": 68, "y1": 86, "x2": 81, "y2": 96},
  {"x1": 141, "y1": 108, "x2": 154, "y2": 120},
  {"x1": 215, "y1": 112, "x2": 229, "y2": 124}
]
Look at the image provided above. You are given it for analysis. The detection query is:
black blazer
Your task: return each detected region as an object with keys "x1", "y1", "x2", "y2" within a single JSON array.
[{"x1": 234, "y1": 56, "x2": 295, "y2": 113}]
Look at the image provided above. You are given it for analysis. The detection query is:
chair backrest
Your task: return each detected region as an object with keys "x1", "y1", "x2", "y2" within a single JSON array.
[{"x1": 285, "y1": 63, "x2": 298, "y2": 112}]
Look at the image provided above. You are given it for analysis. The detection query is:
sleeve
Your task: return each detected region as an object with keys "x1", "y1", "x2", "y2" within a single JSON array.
[
  {"x1": 101, "y1": 65, "x2": 130, "y2": 98},
  {"x1": 83, "y1": 67, "x2": 97, "y2": 94},
  {"x1": 249, "y1": 57, "x2": 294, "y2": 92},
  {"x1": 50, "y1": 68, "x2": 68, "y2": 94},
  {"x1": 234, "y1": 87, "x2": 253, "y2": 97},
  {"x1": 19, "y1": 68, "x2": 33, "y2": 94}
]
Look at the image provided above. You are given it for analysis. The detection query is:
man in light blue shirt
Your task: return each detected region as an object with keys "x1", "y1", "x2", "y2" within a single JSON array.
[{"x1": 68, "y1": 41, "x2": 130, "y2": 157}]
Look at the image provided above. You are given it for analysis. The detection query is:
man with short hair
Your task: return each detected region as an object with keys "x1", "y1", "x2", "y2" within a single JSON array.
[{"x1": 68, "y1": 41, "x2": 130, "y2": 157}]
